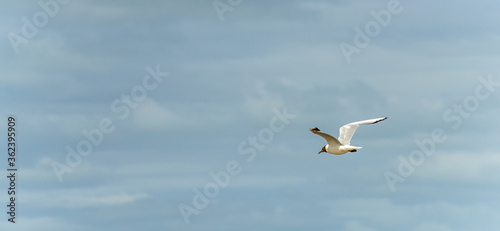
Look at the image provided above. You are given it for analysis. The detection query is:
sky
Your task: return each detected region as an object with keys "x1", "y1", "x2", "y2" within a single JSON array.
[{"x1": 1, "y1": 0, "x2": 500, "y2": 230}]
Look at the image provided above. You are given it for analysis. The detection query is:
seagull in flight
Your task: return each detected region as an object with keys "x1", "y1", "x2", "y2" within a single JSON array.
[{"x1": 310, "y1": 117, "x2": 387, "y2": 155}]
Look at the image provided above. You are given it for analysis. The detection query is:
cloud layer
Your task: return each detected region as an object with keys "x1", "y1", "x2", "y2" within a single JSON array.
[{"x1": 2, "y1": 1, "x2": 500, "y2": 230}]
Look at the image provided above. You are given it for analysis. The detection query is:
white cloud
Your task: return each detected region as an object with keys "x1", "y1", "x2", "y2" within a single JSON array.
[
  {"x1": 344, "y1": 220, "x2": 378, "y2": 231},
  {"x1": 327, "y1": 197, "x2": 500, "y2": 230},
  {"x1": 327, "y1": 198, "x2": 412, "y2": 225},
  {"x1": 23, "y1": 189, "x2": 149, "y2": 209},
  {"x1": 416, "y1": 152, "x2": 500, "y2": 183},
  {"x1": 413, "y1": 222, "x2": 455, "y2": 231},
  {"x1": 230, "y1": 175, "x2": 308, "y2": 188},
  {"x1": 132, "y1": 99, "x2": 186, "y2": 130},
  {"x1": 242, "y1": 79, "x2": 285, "y2": 120},
  {"x1": 0, "y1": 217, "x2": 85, "y2": 231}
]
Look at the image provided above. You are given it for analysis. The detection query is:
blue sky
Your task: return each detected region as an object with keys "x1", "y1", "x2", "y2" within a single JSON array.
[{"x1": 2, "y1": 0, "x2": 500, "y2": 230}]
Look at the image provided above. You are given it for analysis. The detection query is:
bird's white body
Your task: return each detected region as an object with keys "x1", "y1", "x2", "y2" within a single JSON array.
[
  {"x1": 310, "y1": 117, "x2": 387, "y2": 155},
  {"x1": 325, "y1": 144, "x2": 362, "y2": 155}
]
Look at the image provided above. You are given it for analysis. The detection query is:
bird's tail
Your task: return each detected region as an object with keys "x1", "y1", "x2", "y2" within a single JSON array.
[{"x1": 341, "y1": 145, "x2": 362, "y2": 152}]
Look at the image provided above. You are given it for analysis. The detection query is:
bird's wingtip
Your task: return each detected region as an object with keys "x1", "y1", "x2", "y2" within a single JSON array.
[{"x1": 310, "y1": 127, "x2": 320, "y2": 132}]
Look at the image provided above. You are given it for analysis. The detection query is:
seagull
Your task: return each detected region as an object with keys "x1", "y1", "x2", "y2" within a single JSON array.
[{"x1": 310, "y1": 117, "x2": 387, "y2": 155}]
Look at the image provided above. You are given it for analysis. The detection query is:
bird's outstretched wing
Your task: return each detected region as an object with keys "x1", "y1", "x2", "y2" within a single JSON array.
[
  {"x1": 338, "y1": 117, "x2": 387, "y2": 145},
  {"x1": 310, "y1": 127, "x2": 342, "y2": 146}
]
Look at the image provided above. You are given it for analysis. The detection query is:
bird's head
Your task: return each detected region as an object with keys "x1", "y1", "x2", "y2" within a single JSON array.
[{"x1": 318, "y1": 145, "x2": 326, "y2": 154}]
